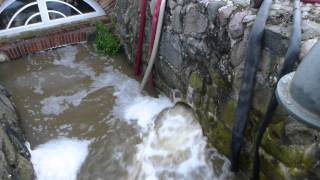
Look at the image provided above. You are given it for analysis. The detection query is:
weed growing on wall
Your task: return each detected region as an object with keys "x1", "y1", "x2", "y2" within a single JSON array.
[{"x1": 95, "y1": 21, "x2": 120, "y2": 56}]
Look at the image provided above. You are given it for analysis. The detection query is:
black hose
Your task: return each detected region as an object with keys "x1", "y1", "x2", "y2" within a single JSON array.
[
  {"x1": 230, "y1": 0, "x2": 273, "y2": 172},
  {"x1": 252, "y1": 0, "x2": 301, "y2": 179}
]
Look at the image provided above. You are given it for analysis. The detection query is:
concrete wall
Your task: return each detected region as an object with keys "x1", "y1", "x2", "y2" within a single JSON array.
[{"x1": 114, "y1": 0, "x2": 320, "y2": 179}]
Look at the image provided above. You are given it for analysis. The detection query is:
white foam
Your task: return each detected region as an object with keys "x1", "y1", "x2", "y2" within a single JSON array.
[
  {"x1": 33, "y1": 77, "x2": 45, "y2": 95},
  {"x1": 90, "y1": 67, "x2": 173, "y2": 130},
  {"x1": 128, "y1": 105, "x2": 217, "y2": 180},
  {"x1": 30, "y1": 138, "x2": 91, "y2": 180},
  {"x1": 53, "y1": 46, "x2": 96, "y2": 79},
  {"x1": 40, "y1": 90, "x2": 88, "y2": 115},
  {"x1": 124, "y1": 96, "x2": 173, "y2": 130},
  {"x1": 57, "y1": 58, "x2": 219, "y2": 179}
]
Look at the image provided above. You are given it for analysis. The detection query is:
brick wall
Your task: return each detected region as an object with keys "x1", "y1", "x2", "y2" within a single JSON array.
[
  {"x1": 0, "y1": 0, "x2": 115, "y2": 60},
  {"x1": 0, "y1": 29, "x2": 88, "y2": 59}
]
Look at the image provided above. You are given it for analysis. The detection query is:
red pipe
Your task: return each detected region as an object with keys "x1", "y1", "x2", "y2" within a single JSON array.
[{"x1": 134, "y1": 0, "x2": 148, "y2": 76}]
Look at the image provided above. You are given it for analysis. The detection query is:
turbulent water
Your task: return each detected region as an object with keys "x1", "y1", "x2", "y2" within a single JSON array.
[{"x1": 0, "y1": 44, "x2": 233, "y2": 180}]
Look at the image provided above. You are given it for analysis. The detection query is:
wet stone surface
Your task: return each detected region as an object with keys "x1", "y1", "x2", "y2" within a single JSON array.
[{"x1": 114, "y1": 0, "x2": 320, "y2": 179}]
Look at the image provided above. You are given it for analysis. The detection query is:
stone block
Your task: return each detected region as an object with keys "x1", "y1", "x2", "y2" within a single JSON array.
[
  {"x1": 231, "y1": 40, "x2": 247, "y2": 67},
  {"x1": 155, "y1": 57, "x2": 185, "y2": 91},
  {"x1": 218, "y1": 5, "x2": 234, "y2": 26},
  {"x1": 300, "y1": 38, "x2": 318, "y2": 60},
  {"x1": 262, "y1": 126, "x2": 304, "y2": 168},
  {"x1": 159, "y1": 31, "x2": 183, "y2": 69},
  {"x1": 228, "y1": 11, "x2": 248, "y2": 39},
  {"x1": 16, "y1": 154, "x2": 35, "y2": 180},
  {"x1": 260, "y1": 149, "x2": 291, "y2": 180},
  {"x1": 171, "y1": 5, "x2": 183, "y2": 33},
  {"x1": 302, "y1": 20, "x2": 320, "y2": 40},
  {"x1": 183, "y1": 4, "x2": 208, "y2": 34},
  {"x1": 207, "y1": 121, "x2": 232, "y2": 156},
  {"x1": 207, "y1": 1, "x2": 227, "y2": 23}
]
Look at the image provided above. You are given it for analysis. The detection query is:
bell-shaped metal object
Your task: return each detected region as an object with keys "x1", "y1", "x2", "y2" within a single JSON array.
[{"x1": 276, "y1": 41, "x2": 320, "y2": 130}]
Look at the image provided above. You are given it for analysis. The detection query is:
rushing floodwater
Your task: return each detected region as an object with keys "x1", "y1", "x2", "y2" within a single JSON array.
[{"x1": 0, "y1": 44, "x2": 233, "y2": 180}]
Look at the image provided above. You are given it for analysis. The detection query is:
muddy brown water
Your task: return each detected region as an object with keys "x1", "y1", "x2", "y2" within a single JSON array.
[{"x1": 0, "y1": 43, "x2": 232, "y2": 180}]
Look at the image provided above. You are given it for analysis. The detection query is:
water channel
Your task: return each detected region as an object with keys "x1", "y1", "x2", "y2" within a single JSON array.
[{"x1": 0, "y1": 43, "x2": 233, "y2": 180}]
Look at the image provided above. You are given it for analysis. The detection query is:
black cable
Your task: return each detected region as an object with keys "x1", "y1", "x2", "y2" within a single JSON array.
[
  {"x1": 230, "y1": 0, "x2": 273, "y2": 172},
  {"x1": 252, "y1": 0, "x2": 301, "y2": 179}
]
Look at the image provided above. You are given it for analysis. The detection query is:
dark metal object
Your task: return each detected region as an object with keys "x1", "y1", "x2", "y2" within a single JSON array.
[
  {"x1": 276, "y1": 41, "x2": 320, "y2": 130},
  {"x1": 230, "y1": 0, "x2": 273, "y2": 172},
  {"x1": 252, "y1": 0, "x2": 301, "y2": 179}
]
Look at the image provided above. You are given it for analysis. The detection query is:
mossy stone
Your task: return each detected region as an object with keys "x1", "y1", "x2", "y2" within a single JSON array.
[
  {"x1": 260, "y1": 149, "x2": 290, "y2": 180},
  {"x1": 220, "y1": 99, "x2": 237, "y2": 129},
  {"x1": 301, "y1": 143, "x2": 320, "y2": 172},
  {"x1": 238, "y1": 151, "x2": 254, "y2": 174},
  {"x1": 288, "y1": 167, "x2": 308, "y2": 179},
  {"x1": 261, "y1": 128, "x2": 304, "y2": 167},
  {"x1": 268, "y1": 120, "x2": 285, "y2": 138},
  {"x1": 206, "y1": 84, "x2": 218, "y2": 98},
  {"x1": 193, "y1": 91, "x2": 203, "y2": 108},
  {"x1": 16, "y1": 154, "x2": 34, "y2": 180},
  {"x1": 208, "y1": 122, "x2": 232, "y2": 156},
  {"x1": 209, "y1": 69, "x2": 229, "y2": 90},
  {"x1": 189, "y1": 71, "x2": 204, "y2": 92}
]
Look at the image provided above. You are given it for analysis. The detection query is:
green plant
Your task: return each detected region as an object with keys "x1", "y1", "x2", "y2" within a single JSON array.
[{"x1": 95, "y1": 21, "x2": 120, "y2": 56}]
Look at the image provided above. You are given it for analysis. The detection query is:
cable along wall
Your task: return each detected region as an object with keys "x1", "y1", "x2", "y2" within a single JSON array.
[{"x1": 0, "y1": 0, "x2": 105, "y2": 37}]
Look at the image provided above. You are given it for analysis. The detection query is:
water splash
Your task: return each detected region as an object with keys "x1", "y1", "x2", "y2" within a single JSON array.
[
  {"x1": 40, "y1": 90, "x2": 88, "y2": 115},
  {"x1": 27, "y1": 45, "x2": 232, "y2": 180},
  {"x1": 127, "y1": 103, "x2": 217, "y2": 180},
  {"x1": 30, "y1": 138, "x2": 91, "y2": 180},
  {"x1": 90, "y1": 67, "x2": 173, "y2": 131}
]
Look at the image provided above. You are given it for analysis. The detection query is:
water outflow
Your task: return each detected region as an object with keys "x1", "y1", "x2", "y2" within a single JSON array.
[
  {"x1": 129, "y1": 103, "x2": 215, "y2": 180},
  {"x1": 0, "y1": 44, "x2": 232, "y2": 180}
]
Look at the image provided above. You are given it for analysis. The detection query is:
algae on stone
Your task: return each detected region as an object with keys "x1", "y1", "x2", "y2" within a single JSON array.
[
  {"x1": 208, "y1": 122, "x2": 232, "y2": 156},
  {"x1": 261, "y1": 128, "x2": 304, "y2": 168},
  {"x1": 189, "y1": 71, "x2": 204, "y2": 92}
]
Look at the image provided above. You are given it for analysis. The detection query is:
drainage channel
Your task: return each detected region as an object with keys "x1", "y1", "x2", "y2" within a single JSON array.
[{"x1": 0, "y1": 43, "x2": 232, "y2": 180}]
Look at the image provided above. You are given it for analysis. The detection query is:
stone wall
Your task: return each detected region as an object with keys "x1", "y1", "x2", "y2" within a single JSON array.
[
  {"x1": 114, "y1": 0, "x2": 320, "y2": 179},
  {"x1": 0, "y1": 84, "x2": 34, "y2": 180}
]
